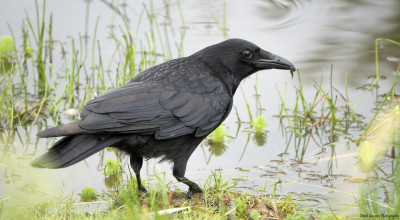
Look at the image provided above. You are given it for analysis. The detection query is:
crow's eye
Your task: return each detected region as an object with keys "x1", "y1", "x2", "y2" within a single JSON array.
[{"x1": 242, "y1": 49, "x2": 253, "y2": 59}]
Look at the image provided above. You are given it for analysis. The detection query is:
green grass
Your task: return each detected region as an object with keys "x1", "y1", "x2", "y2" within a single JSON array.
[
  {"x1": 0, "y1": 169, "x2": 304, "y2": 219},
  {"x1": 235, "y1": 196, "x2": 247, "y2": 218},
  {"x1": 1, "y1": 0, "x2": 400, "y2": 218},
  {"x1": 273, "y1": 38, "x2": 400, "y2": 217},
  {"x1": 276, "y1": 60, "x2": 399, "y2": 159},
  {"x1": 250, "y1": 209, "x2": 261, "y2": 220},
  {"x1": 0, "y1": 0, "x2": 187, "y2": 130}
]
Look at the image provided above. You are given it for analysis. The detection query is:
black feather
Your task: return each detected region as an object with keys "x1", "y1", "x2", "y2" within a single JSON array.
[
  {"x1": 33, "y1": 38, "x2": 295, "y2": 198},
  {"x1": 31, "y1": 135, "x2": 122, "y2": 168}
]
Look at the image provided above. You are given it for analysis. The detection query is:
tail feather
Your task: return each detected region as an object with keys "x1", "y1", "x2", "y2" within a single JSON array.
[{"x1": 31, "y1": 135, "x2": 122, "y2": 168}]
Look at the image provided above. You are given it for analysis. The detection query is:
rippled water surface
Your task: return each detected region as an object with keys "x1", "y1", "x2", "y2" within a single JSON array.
[{"x1": 1, "y1": 0, "x2": 399, "y2": 215}]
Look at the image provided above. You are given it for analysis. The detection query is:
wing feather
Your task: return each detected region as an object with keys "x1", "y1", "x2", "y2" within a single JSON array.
[{"x1": 76, "y1": 61, "x2": 231, "y2": 139}]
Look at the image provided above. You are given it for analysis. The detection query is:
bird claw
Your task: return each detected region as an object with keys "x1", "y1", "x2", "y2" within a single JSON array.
[{"x1": 186, "y1": 186, "x2": 203, "y2": 199}]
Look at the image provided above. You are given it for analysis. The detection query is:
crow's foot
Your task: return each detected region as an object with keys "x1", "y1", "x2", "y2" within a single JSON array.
[{"x1": 186, "y1": 185, "x2": 203, "y2": 199}]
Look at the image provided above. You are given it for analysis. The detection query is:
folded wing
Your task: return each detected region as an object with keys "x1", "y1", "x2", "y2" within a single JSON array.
[{"x1": 39, "y1": 79, "x2": 231, "y2": 139}]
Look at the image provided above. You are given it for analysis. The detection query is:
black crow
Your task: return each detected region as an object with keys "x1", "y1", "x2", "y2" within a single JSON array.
[{"x1": 32, "y1": 38, "x2": 296, "y2": 198}]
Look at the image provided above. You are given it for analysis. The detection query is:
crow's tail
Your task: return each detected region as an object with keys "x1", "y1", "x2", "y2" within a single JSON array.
[{"x1": 31, "y1": 135, "x2": 122, "y2": 168}]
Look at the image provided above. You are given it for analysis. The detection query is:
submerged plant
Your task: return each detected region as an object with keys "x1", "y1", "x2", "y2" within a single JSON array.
[{"x1": 80, "y1": 186, "x2": 98, "y2": 201}]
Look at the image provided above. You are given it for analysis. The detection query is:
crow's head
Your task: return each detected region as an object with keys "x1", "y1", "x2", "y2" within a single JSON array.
[{"x1": 193, "y1": 38, "x2": 296, "y2": 94}]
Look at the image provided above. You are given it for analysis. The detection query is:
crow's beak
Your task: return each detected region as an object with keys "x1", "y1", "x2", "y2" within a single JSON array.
[{"x1": 254, "y1": 50, "x2": 297, "y2": 78}]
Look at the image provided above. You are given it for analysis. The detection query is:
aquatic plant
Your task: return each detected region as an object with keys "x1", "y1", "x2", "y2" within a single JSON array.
[
  {"x1": 207, "y1": 124, "x2": 229, "y2": 143},
  {"x1": 251, "y1": 115, "x2": 267, "y2": 133},
  {"x1": 2, "y1": 0, "x2": 399, "y2": 217},
  {"x1": 104, "y1": 158, "x2": 122, "y2": 176},
  {"x1": 0, "y1": 36, "x2": 16, "y2": 59},
  {"x1": 24, "y1": 45, "x2": 32, "y2": 58},
  {"x1": 80, "y1": 186, "x2": 98, "y2": 201},
  {"x1": 0, "y1": 35, "x2": 16, "y2": 74}
]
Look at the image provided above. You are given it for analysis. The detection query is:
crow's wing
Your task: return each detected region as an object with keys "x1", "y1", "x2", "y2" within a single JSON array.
[{"x1": 78, "y1": 69, "x2": 231, "y2": 139}]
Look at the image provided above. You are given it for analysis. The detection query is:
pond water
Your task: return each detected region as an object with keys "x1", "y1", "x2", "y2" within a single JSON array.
[{"x1": 1, "y1": 0, "x2": 399, "y2": 215}]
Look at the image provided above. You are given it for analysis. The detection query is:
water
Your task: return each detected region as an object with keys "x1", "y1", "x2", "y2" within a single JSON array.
[{"x1": 1, "y1": 0, "x2": 399, "y2": 215}]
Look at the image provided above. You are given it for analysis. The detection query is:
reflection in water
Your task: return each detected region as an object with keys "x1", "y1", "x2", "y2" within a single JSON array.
[
  {"x1": 104, "y1": 173, "x2": 123, "y2": 189},
  {"x1": 207, "y1": 142, "x2": 228, "y2": 157},
  {"x1": 257, "y1": 0, "x2": 322, "y2": 30},
  {"x1": 258, "y1": 0, "x2": 400, "y2": 86},
  {"x1": 275, "y1": 69, "x2": 400, "y2": 212},
  {"x1": 0, "y1": 0, "x2": 399, "y2": 216},
  {"x1": 253, "y1": 132, "x2": 268, "y2": 147},
  {"x1": 239, "y1": 131, "x2": 269, "y2": 162}
]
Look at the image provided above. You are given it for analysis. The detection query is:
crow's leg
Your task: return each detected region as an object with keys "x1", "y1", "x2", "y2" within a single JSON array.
[
  {"x1": 130, "y1": 155, "x2": 147, "y2": 193},
  {"x1": 173, "y1": 160, "x2": 203, "y2": 199}
]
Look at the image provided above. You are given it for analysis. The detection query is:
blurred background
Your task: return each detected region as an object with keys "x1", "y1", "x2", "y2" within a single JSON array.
[{"x1": 0, "y1": 0, "x2": 399, "y2": 215}]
